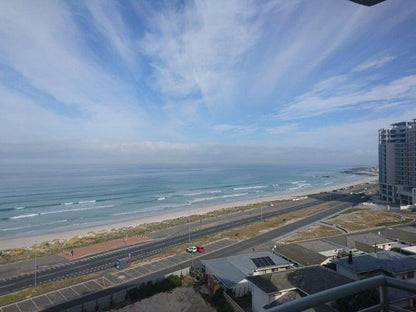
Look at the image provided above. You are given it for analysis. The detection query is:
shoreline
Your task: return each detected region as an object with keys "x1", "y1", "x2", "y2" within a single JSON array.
[{"x1": 0, "y1": 176, "x2": 377, "y2": 250}]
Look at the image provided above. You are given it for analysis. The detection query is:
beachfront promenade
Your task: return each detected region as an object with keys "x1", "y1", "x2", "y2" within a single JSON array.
[{"x1": 0, "y1": 189, "x2": 370, "y2": 312}]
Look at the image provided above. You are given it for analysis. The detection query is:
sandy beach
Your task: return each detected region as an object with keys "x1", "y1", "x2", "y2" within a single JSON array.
[{"x1": 0, "y1": 176, "x2": 377, "y2": 250}]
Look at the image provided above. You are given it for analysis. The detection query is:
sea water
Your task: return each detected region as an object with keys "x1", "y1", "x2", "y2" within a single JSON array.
[{"x1": 0, "y1": 163, "x2": 361, "y2": 239}]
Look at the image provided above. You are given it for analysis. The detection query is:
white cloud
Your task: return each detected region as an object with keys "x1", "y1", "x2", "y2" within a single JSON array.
[
  {"x1": 353, "y1": 56, "x2": 395, "y2": 72},
  {"x1": 0, "y1": 1, "x2": 145, "y2": 117},
  {"x1": 276, "y1": 73, "x2": 416, "y2": 120},
  {"x1": 0, "y1": 0, "x2": 415, "y2": 166},
  {"x1": 212, "y1": 124, "x2": 256, "y2": 136},
  {"x1": 84, "y1": 1, "x2": 136, "y2": 66},
  {"x1": 139, "y1": 0, "x2": 263, "y2": 108},
  {"x1": 286, "y1": 107, "x2": 416, "y2": 153}
]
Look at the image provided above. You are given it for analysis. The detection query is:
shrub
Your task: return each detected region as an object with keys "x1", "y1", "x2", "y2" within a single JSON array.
[
  {"x1": 127, "y1": 274, "x2": 184, "y2": 302},
  {"x1": 209, "y1": 288, "x2": 234, "y2": 312}
]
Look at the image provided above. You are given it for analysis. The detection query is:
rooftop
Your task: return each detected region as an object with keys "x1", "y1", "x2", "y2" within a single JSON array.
[
  {"x1": 326, "y1": 232, "x2": 393, "y2": 250},
  {"x1": 335, "y1": 251, "x2": 416, "y2": 274},
  {"x1": 273, "y1": 244, "x2": 326, "y2": 266},
  {"x1": 377, "y1": 226, "x2": 416, "y2": 244},
  {"x1": 297, "y1": 239, "x2": 346, "y2": 253},
  {"x1": 247, "y1": 265, "x2": 352, "y2": 295},
  {"x1": 264, "y1": 290, "x2": 337, "y2": 312},
  {"x1": 201, "y1": 252, "x2": 291, "y2": 288}
]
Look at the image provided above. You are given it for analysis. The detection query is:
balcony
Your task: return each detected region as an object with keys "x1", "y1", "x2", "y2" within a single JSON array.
[{"x1": 269, "y1": 275, "x2": 416, "y2": 312}]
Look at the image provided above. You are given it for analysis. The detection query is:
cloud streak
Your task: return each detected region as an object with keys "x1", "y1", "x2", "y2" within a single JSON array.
[
  {"x1": 276, "y1": 72, "x2": 416, "y2": 121},
  {"x1": 353, "y1": 56, "x2": 395, "y2": 72},
  {"x1": 0, "y1": 0, "x2": 415, "y2": 165}
]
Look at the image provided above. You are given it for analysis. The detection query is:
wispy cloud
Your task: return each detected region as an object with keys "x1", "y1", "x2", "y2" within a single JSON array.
[
  {"x1": 0, "y1": 0, "x2": 415, "y2": 165},
  {"x1": 353, "y1": 56, "x2": 395, "y2": 72},
  {"x1": 83, "y1": 1, "x2": 136, "y2": 66},
  {"x1": 276, "y1": 73, "x2": 416, "y2": 120},
  {"x1": 139, "y1": 0, "x2": 262, "y2": 108},
  {"x1": 212, "y1": 124, "x2": 256, "y2": 136}
]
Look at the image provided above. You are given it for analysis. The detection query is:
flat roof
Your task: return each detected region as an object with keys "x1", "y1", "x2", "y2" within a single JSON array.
[
  {"x1": 377, "y1": 227, "x2": 416, "y2": 244},
  {"x1": 273, "y1": 243, "x2": 326, "y2": 266},
  {"x1": 298, "y1": 239, "x2": 347, "y2": 253},
  {"x1": 334, "y1": 251, "x2": 416, "y2": 274},
  {"x1": 326, "y1": 232, "x2": 393, "y2": 250},
  {"x1": 247, "y1": 266, "x2": 352, "y2": 295}
]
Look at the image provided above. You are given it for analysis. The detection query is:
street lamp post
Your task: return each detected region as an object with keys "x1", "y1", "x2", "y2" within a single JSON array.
[{"x1": 34, "y1": 243, "x2": 37, "y2": 289}]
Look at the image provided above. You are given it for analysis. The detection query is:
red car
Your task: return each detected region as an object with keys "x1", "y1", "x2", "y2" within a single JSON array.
[{"x1": 196, "y1": 246, "x2": 205, "y2": 253}]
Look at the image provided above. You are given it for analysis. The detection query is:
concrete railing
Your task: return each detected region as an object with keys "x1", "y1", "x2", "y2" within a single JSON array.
[{"x1": 269, "y1": 275, "x2": 416, "y2": 312}]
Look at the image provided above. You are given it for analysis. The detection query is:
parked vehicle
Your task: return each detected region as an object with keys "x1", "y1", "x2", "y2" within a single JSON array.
[
  {"x1": 186, "y1": 246, "x2": 197, "y2": 253},
  {"x1": 115, "y1": 257, "x2": 130, "y2": 270},
  {"x1": 196, "y1": 246, "x2": 205, "y2": 253}
]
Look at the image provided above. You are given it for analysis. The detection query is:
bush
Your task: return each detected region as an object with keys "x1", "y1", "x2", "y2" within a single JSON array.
[
  {"x1": 209, "y1": 288, "x2": 234, "y2": 312},
  {"x1": 127, "y1": 274, "x2": 184, "y2": 302}
]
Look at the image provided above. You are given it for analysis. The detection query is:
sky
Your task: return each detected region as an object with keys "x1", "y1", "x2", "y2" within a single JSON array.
[{"x1": 0, "y1": 0, "x2": 416, "y2": 166}]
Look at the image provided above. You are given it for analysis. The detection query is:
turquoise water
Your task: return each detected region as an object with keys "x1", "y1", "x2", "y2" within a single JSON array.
[{"x1": 0, "y1": 164, "x2": 360, "y2": 239}]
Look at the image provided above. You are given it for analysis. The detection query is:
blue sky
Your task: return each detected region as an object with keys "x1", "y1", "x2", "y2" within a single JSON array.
[{"x1": 0, "y1": 0, "x2": 416, "y2": 165}]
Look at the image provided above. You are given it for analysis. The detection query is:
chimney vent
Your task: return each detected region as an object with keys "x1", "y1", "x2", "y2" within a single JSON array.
[{"x1": 348, "y1": 251, "x2": 353, "y2": 264}]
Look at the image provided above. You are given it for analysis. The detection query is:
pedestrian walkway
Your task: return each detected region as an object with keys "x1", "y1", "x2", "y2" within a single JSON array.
[{"x1": 60, "y1": 236, "x2": 151, "y2": 260}]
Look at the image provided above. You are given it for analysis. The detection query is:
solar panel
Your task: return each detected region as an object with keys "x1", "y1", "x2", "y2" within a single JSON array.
[{"x1": 251, "y1": 256, "x2": 276, "y2": 268}]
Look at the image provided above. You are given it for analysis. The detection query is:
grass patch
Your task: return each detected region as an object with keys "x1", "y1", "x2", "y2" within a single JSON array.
[
  {"x1": 341, "y1": 208, "x2": 364, "y2": 214},
  {"x1": 208, "y1": 201, "x2": 334, "y2": 241},
  {"x1": 327, "y1": 210, "x2": 415, "y2": 232},
  {"x1": 282, "y1": 225, "x2": 342, "y2": 243},
  {"x1": 131, "y1": 202, "x2": 334, "y2": 265},
  {"x1": 376, "y1": 218, "x2": 413, "y2": 227}
]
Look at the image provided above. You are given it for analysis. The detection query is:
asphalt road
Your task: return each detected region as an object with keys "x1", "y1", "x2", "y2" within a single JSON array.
[
  {"x1": 0, "y1": 192, "x2": 364, "y2": 296},
  {"x1": 41, "y1": 194, "x2": 364, "y2": 312}
]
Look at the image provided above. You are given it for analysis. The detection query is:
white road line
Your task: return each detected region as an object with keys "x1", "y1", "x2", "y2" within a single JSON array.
[
  {"x1": 31, "y1": 298, "x2": 40, "y2": 311},
  {"x1": 58, "y1": 289, "x2": 68, "y2": 301}
]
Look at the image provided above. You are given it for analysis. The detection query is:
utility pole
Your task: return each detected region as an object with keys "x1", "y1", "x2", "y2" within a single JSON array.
[
  {"x1": 188, "y1": 223, "x2": 191, "y2": 243},
  {"x1": 34, "y1": 243, "x2": 37, "y2": 289}
]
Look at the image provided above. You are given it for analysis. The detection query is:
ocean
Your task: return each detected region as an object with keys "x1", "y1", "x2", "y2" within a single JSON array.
[{"x1": 0, "y1": 164, "x2": 362, "y2": 240}]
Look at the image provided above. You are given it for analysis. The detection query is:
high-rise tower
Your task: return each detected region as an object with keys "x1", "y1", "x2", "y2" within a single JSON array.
[{"x1": 378, "y1": 119, "x2": 416, "y2": 205}]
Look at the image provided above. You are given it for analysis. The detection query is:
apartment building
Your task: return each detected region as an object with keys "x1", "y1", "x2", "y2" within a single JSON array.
[{"x1": 378, "y1": 119, "x2": 416, "y2": 205}]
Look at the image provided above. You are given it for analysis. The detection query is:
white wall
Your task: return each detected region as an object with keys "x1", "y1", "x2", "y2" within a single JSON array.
[
  {"x1": 251, "y1": 284, "x2": 270, "y2": 312},
  {"x1": 232, "y1": 279, "x2": 250, "y2": 297}
]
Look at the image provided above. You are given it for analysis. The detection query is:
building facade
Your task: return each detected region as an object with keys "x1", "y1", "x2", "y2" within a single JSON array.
[
  {"x1": 379, "y1": 119, "x2": 416, "y2": 205},
  {"x1": 201, "y1": 252, "x2": 292, "y2": 297}
]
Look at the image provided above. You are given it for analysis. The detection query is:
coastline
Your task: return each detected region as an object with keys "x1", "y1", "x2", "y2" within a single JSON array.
[{"x1": 0, "y1": 176, "x2": 377, "y2": 250}]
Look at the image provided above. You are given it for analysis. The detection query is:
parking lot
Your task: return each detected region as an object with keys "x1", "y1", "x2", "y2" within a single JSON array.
[{"x1": 0, "y1": 239, "x2": 236, "y2": 312}]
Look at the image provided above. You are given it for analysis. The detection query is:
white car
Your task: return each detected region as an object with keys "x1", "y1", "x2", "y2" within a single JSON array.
[{"x1": 186, "y1": 246, "x2": 197, "y2": 253}]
